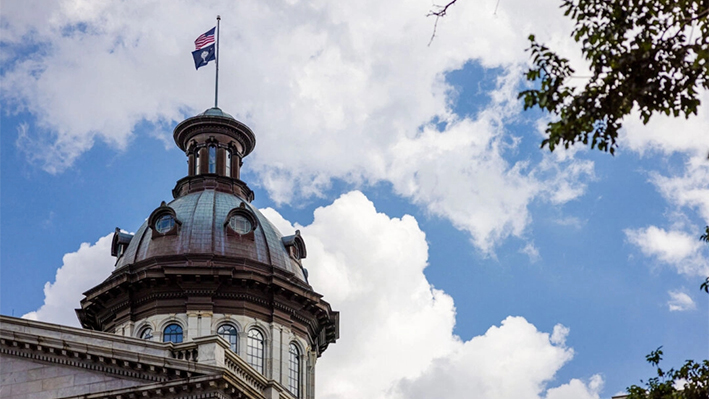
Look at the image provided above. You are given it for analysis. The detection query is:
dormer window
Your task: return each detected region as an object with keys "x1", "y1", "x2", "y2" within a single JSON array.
[
  {"x1": 225, "y1": 203, "x2": 257, "y2": 237},
  {"x1": 111, "y1": 228, "x2": 134, "y2": 259},
  {"x1": 148, "y1": 202, "x2": 181, "y2": 237},
  {"x1": 282, "y1": 230, "x2": 307, "y2": 261}
]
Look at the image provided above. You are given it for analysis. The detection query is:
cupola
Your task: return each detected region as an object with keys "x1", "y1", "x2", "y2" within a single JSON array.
[{"x1": 76, "y1": 107, "x2": 339, "y2": 399}]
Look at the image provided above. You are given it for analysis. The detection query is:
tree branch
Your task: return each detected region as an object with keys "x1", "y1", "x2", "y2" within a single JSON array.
[{"x1": 427, "y1": 0, "x2": 458, "y2": 46}]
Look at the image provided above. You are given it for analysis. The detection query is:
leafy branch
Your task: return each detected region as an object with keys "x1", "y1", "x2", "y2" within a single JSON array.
[
  {"x1": 520, "y1": 0, "x2": 709, "y2": 155},
  {"x1": 626, "y1": 347, "x2": 709, "y2": 398}
]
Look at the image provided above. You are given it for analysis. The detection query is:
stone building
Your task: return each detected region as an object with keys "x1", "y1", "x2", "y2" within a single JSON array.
[{"x1": 0, "y1": 108, "x2": 340, "y2": 399}]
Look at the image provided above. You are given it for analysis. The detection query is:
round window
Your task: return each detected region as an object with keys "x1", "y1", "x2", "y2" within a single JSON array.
[
  {"x1": 229, "y1": 214, "x2": 252, "y2": 234},
  {"x1": 155, "y1": 214, "x2": 175, "y2": 234}
]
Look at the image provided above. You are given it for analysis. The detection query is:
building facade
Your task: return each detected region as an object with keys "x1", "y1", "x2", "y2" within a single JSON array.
[{"x1": 0, "y1": 108, "x2": 339, "y2": 399}]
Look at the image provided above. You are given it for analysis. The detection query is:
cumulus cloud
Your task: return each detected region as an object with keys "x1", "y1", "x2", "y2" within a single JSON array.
[
  {"x1": 0, "y1": 0, "x2": 595, "y2": 252},
  {"x1": 667, "y1": 290, "x2": 697, "y2": 312},
  {"x1": 392, "y1": 317, "x2": 585, "y2": 399},
  {"x1": 625, "y1": 226, "x2": 709, "y2": 277},
  {"x1": 22, "y1": 233, "x2": 115, "y2": 326},
  {"x1": 265, "y1": 191, "x2": 600, "y2": 399}
]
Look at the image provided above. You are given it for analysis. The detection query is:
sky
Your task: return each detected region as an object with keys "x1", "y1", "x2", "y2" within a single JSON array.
[{"x1": 0, "y1": 1, "x2": 708, "y2": 398}]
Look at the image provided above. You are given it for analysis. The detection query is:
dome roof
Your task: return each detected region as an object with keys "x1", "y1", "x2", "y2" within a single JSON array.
[
  {"x1": 198, "y1": 107, "x2": 235, "y2": 119},
  {"x1": 115, "y1": 190, "x2": 307, "y2": 282}
]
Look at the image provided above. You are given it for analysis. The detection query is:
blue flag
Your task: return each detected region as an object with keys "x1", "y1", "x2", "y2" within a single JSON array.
[{"x1": 192, "y1": 44, "x2": 216, "y2": 70}]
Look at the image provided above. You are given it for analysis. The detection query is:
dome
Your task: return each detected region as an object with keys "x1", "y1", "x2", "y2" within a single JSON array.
[
  {"x1": 78, "y1": 107, "x2": 337, "y2": 358},
  {"x1": 199, "y1": 107, "x2": 235, "y2": 119},
  {"x1": 115, "y1": 190, "x2": 307, "y2": 282}
]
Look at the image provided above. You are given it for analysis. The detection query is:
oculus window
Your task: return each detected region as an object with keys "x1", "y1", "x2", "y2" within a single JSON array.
[
  {"x1": 155, "y1": 214, "x2": 175, "y2": 234},
  {"x1": 229, "y1": 214, "x2": 252, "y2": 235}
]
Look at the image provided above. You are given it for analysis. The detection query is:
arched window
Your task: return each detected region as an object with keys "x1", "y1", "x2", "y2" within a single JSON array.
[
  {"x1": 225, "y1": 150, "x2": 232, "y2": 177},
  {"x1": 217, "y1": 324, "x2": 238, "y2": 352},
  {"x1": 246, "y1": 329, "x2": 264, "y2": 374},
  {"x1": 139, "y1": 327, "x2": 153, "y2": 340},
  {"x1": 208, "y1": 145, "x2": 216, "y2": 173},
  {"x1": 288, "y1": 343, "x2": 300, "y2": 397},
  {"x1": 163, "y1": 324, "x2": 183, "y2": 343}
]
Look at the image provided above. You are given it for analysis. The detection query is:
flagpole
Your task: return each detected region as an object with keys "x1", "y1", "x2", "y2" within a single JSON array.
[{"x1": 215, "y1": 15, "x2": 221, "y2": 108}]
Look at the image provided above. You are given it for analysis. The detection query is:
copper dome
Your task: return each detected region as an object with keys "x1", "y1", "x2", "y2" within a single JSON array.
[{"x1": 115, "y1": 190, "x2": 308, "y2": 282}]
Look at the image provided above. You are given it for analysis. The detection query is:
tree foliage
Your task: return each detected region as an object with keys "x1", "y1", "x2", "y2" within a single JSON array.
[
  {"x1": 520, "y1": 0, "x2": 709, "y2": 155},
  {"x1": 626, "y1": 348, "x2": 709, "y2": 399}
]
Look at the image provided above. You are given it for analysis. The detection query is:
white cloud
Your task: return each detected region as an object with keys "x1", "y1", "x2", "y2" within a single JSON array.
[
  {"x1": 622, "y1": 91, "x2": 709, "y2": 158},
  {"x1": 619, "y1": 91, "x2": 709, "y2": 279},
  {"x1": 667, "y1": 290, "x2": 696, "y2": 312},
  {"x1": 650, "y1": 160, "x2": 709, "y2": 224},
  {"x1": 544, "y1": 375, "x2": 603, "y2": 399},
  {"x1": 0, "y1": 0, "x2": 595, "y2": 252},
  {"x1": 22, "y1": 233, "x2": 115, "y2": 327},
  {"x1": 625, "y1": 226, "x2": 709, "y2": 277},
  {"x1": 550, "y1": 324, "x2": 570, "y2": 346},
  {"x1": 553, "y1": 216, "x2": 586, "y2": 229},
  {"x1": 392, "y1": 317, "x2": 592, "y2": 399},
  {"x1": 266, "y1": 191, "x2": 600, "y2": 399},
  {"x1": 521, "y1": 242, "x2": 541, "y2": 263}
]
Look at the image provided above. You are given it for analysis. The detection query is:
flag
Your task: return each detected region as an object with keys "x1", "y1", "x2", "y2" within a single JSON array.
[
  {"x1": 195, "y1": 27, "x2": 216, "y2": 50},
  {"x1": 192, "y1": 43, "x2": 216, "y2": 70}
]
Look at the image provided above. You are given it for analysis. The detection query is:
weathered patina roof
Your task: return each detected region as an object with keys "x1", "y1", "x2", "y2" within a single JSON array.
[
  {"x1": 115, "y1": 190, "x2": 307, "y2": 282},
  {"x1": 199, "y1": 107, "x2": 235, "y2": 119}
]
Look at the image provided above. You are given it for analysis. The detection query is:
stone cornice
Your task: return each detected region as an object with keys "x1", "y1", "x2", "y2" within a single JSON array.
[
  {"x1": 0, "y1": 316, "x2": 297, "y2": 399},
  {"x1": 0, "y1": 316, "x2": 219, "y2": 381},
  {"x1": 77, "y1": 258, "x2": 339, "y2": 355}
]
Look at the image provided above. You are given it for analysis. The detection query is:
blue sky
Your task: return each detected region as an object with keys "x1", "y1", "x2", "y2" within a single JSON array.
[{"x1": 1, "y1": 1, "x2": 708, "y2": 398}]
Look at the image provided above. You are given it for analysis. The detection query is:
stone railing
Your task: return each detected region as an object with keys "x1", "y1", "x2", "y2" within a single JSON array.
[
  {"x1": 170, "y1": 342, "x2": 199, "y2": 361},
  {"x1": 223, "y1": 348, "x2": 268, "y2": 393}
]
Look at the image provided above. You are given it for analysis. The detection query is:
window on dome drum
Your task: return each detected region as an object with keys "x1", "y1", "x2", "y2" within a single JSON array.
[
  {"x1": 288, "y1": 343, "x2": 300, "y2": 397},
  {"x1": 217, "y1": 324, "x2": 238, "y2": 352},
  {"x1": 229, "y1": 214, "x2": 252, "y2": 235},
  {"x1": 163, "y1": 324, "x2": 183, "y2": 343},
  {"x1": 208, "y1": 145, "x2": 216, "y2": 173},
  {"x1": 195, "y1": 152, "x2": 201, "y2": 175},
  {"x1": 246, "y1": 329, "x2": 264, "y2": 374},
  {"x1": 225, "y1": 150, "x2": 232, "y2": 177},
  {"x1": 155, "y1": 214, "x2": 175, "y2": 234},
  {"x1": 139, "y1": 327, "x2": 153, "y2": 340}
]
